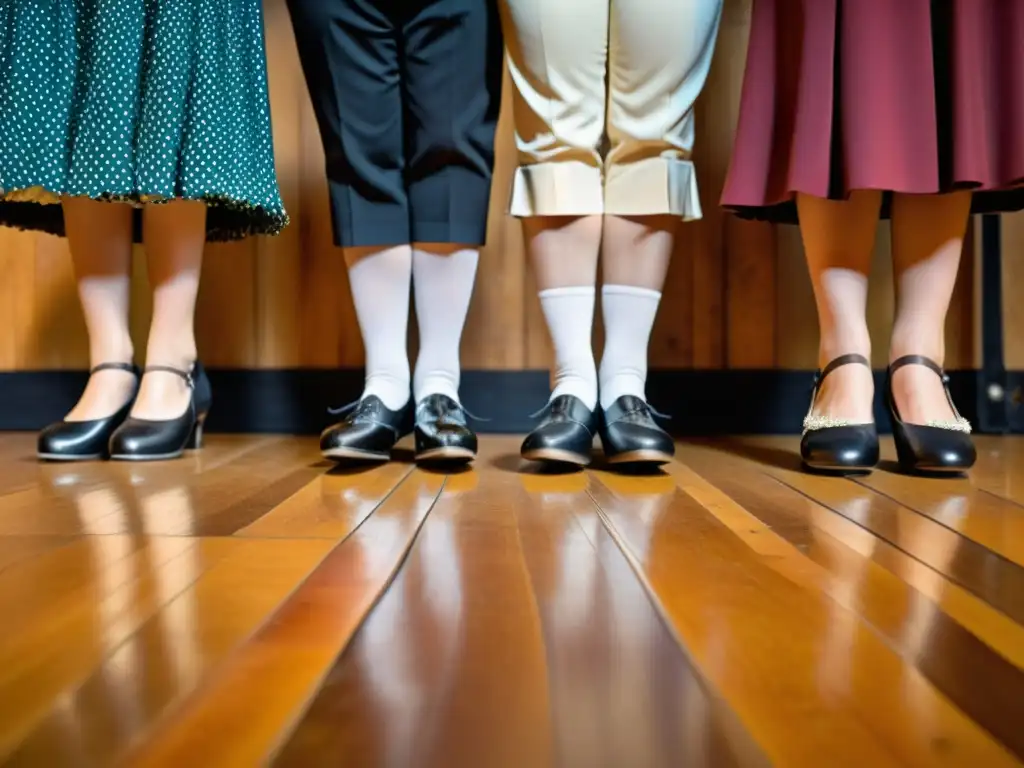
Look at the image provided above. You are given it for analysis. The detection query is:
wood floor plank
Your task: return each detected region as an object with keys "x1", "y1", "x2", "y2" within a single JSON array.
[
  {"x1": 674, "y1": 443, "x2": 1024, "y2": 760},
  {"x1": 706, "y1": 439, "x2": 1024, "y2": 627},
  {"x1": 702, "y1": 442, "x2": 1024, "y2": 670},
  {"x1": 0, "y1": 537, "x2": 236, "y2": 759},
  {"x1": 592, "y1": 469, "x2": 1021, "y2": 768},
  {"x1": 0, "y1": 437, "x2": 321, "y2": 537},
  {"x1": 856, "y1": 469, "x2": 1024, "y2": 568},
  {"x1": 122, "y1": 469, "x2": 443, "y2": 768},
  {"x1": 238, "y1": 462, "x2": 412, "y2": 539},
  {"x1": 515, "y1": 469, "x2": 767, "y2": 768},
  {"x1": 967, "y1": 438, "x2": 1024, "y2": 507},
  {"x1": 2, "y1": 537, "x2": 334, "y2": 766},
  {"x1": 0, "y1": 534, "x2": 76, "y2": 574},
  {"x1": 1, "y1": 433, "x2": 1023, "y2": 764},
  {"x1": 761, "y1": 468, "x2": 1024, "y2": 665},
  {"x1": 272, "y1": 467, "x2": 555, "y2": 768}
]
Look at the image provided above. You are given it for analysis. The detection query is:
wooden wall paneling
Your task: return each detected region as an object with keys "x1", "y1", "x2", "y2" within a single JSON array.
[
  {"x1": 649, "y1": 229, "x2": 694, "y2": 369},
  {"x1": 1001, "y1": 211, "x2": 1024, "y2": 369},
  {"x1": 686, "y1": 0, "x2": 757, "y2": 369},
  {"x1": 463, "y1": 66, "x2": 527, "y2": 370},
  {"x1": 865, "y1": 222, "x2": 894, "y2": 369},
  {"x1": 297, "y1": 107, "x2": 355, "y2": 369},
  {"x1": 774, "y1": 224, "x2": 817, "y2": 369},
  {"x1": 0, "y1": 229, "x2": 15, "y2": 369},
  {"x1": 196, "y1": 240, "x2": 257, "y2": 368},
  {"x1": 128, "y1": 244, "x2": 153, "y2": 363},
  {"x1": 30, "y1": 234, "x2": 85, "y2": 369},
  {"x1": 725, "y1": 218, "x2": 776, "y2": 367},
  {"x1": 945, "y1": 218, "x2": 975, "y2": 370},
  {"x1": 254, "y1": 4, "x2": 305, "y2": 369},
  {"x1": 0, "y1": 230, "x2": 37, "y2": 369},
  {"x1": 719, "y1": 0, "x2": 776, "y2": 369}
]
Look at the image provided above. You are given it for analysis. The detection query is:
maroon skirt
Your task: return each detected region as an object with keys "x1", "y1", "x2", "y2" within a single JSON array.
[{"x1": 721, "y1": 0, "x2": 1024, "y2": 223}]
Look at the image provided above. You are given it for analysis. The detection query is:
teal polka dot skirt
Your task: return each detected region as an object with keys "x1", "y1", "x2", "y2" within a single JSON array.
[{"x1": 0, "y1": 0, "x2": 288, "y2": 242}]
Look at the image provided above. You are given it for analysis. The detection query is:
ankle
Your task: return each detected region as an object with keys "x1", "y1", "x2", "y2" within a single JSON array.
[
  {"x1": 89, "y1": 340, "x2": 134, "y2": 368},
  {"x1": 889, "y1": 330, "x2": 945, "y2": 367},
  {"x1": 817, "y1": 331, "x2": 871, "y2": 369},
  {"x1": 144, "y1": 339, "x2": 198, "y2": 370}
]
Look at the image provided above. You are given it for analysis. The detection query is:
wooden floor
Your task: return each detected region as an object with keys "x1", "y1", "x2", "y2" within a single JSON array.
[{"x1": 0, "y1": 434, "x2": 1023, "y2": 767}]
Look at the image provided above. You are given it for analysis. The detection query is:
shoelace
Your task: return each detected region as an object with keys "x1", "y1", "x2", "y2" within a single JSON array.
[
  {"x1": 528, "y1": 400, "x2": 671, "y2": 420},
  {"x1": 423, "y1": 398, "x2": 489, "y2": 423},
  {"x1": 327, "y1": 399, "x2": 362, "y2": 417},
  {"x1": 328, "y1": 398, "x2": 490, "y2": 422}
]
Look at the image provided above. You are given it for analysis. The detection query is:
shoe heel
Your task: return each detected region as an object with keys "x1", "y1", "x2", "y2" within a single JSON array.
[
  {"x1": 890, "y1": 422, "x2": 914, "y2": 471},
  {"x1": 187, "y1": 413, "x2": 208, "y2": 450}
]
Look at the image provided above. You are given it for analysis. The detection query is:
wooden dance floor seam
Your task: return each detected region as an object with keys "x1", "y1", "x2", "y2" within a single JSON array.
[{"x1": 1, "y1": 434, "x2": 1023, "y2": 767}]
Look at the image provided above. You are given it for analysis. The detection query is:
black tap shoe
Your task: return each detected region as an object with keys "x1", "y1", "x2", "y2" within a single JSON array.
[
  {"x1": 887, "y1": 355, "x2": 976, "y2": 474},
  {"x1": 414, "y1": 394, "x2": 478, "y2": 463},
  {"x1": 599, "y1": 395, "x2": 674, "y2": 465},
  {"x1": 321, "y1": 395, "x2": 412, "y2": 462},
  {"x1": 800, "y1": 354, "x2": 879, "y2": 472},
  {"x1": 108, "y1": 362, "x2": 212, "y2": 461},
  {"x1": 520, "y1": 395, "x2": 598, "y2": 467},
  {"x1": 37, "y1": 362, "x2": 140, "y2": 461}
]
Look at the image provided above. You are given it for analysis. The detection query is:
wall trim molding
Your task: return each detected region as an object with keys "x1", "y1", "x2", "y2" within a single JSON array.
[{"x1": 0, "y1": 368, "x2": 992, "y2": 436}]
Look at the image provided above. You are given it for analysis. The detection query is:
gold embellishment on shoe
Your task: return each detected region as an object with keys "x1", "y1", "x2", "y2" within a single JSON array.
[
  {"x1": 802, "y1": 414, "x2": 870, "y2": 433},
  {"x1": 925, "y1": 417, "x2": 972, "y2": 433}
]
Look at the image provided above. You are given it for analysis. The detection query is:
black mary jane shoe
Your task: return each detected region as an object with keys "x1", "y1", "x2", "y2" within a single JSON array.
[
  {"x1": 599, "y1": 395, "x2": 675, "y2": 465},
  {"x1": 414, "y1": 394, "x2": 478, "y2": 463},
  {"x1": 108, "y1": 362, "x2": 213, "y2": 462},
  {"x1": 887, "y1": 355, "x2": 976, "y2": 474},
  {"x1": 321, "y1": 395, "x2": 412, "y2": 462},
  {"x1": 37, "y1": 362, "x2": 140, "y2": 462},
  {"x1": 800, "y1": 353, "x2": 880, "y2": 472},
  {"x1": 520, "y1": 394, "x2": 598, "y2": 467}
]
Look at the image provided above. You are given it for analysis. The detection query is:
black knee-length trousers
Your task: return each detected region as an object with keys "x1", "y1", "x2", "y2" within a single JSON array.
[{"x1": 286, "y1": 0, "x2": 503, "y2": 248}]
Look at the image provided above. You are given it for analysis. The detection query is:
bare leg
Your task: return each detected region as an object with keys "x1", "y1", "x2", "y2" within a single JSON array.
[
  {"x1": 528, "y1": 215, "x2": 602, "y2": 408},
  {"x1": 796, "y1": 191, "x2": 882, "y2": 423},
  {"x1": 134, "y1": 200, "x2": 206, "y2": 420},
  {"x1": 889, "y1": 191, "x2": 971, "y2": 424},
  {"x1": 346, "y1": 244, "x2": 413, "y2": 410},
  {"x1": 62, "y1": 197, "x2": 136, "y2": 421},
  {"x1": 598, "y1": 214, "x2": 675, "y2": 408},
  {"x1": 411, "y1": 243, "x2": 478, "y2": 404}
]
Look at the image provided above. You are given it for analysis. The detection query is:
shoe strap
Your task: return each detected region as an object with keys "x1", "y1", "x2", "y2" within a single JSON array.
[
  {"x1": 144, "y1": 364, "x2": 195, "y2": 388},
  {"x1": 886, "y1": 355, "x2": 961, "y2": 424},
  {"x1": 805, "y1": 354, "x2": 872, "y2": 429},
  {"x1": 888, "y1": 354, "x2": 946, "y2": 381},
  {"x1": 816, "y1": 353, "x2": 871, "y2": 386},
  {"x1": 90, "y1": 362, "x2": 138, "y2": 376}
]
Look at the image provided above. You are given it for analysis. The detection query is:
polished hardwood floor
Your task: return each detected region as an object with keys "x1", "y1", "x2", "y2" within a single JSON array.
[{"x1": 0, "y1": 433, "x2": 1023, "y2": 767}]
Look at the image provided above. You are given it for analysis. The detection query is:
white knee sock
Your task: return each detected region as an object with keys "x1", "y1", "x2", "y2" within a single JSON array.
[
  {"x1": 412, "y1": 246, "x2": 479, "y2": 403},
  {"x1": 539, "y1": 286, "x2": 598, "y2": 410},
  {"x1": 347, "y1": 246, "x2": 412, "y2": 411},
  {"x1": 599, "y1": 284, "x2": 661, "y2": 409}
]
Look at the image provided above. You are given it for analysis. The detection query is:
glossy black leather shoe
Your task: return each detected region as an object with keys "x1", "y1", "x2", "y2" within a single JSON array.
[
  {"x1": 887, "y1": 355, "x2": 976, "y2": 474},
  {"x1": 37, "y1": 362, "x2": 140, "y2": 461},
  {"x1": 521, "y1": 395, "x2": 598, "y2": 466},
  {"x1": 109, "y1": 362, "x2": 213, "y2": 461},
  {"x1": 321, "y1": 395, "x2": 412, "y2": 462},
  {"x1": 599, "y1": 395, "x2": 674, "y2": 465},
  {"x1": 414, "y1": 394, "x2": 477, "y2": 463},
  {"x1": 800, "y1": 353, "x2": 880, "y2": 472}
]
